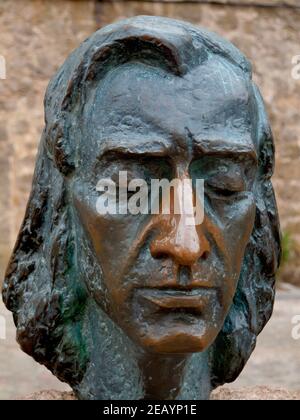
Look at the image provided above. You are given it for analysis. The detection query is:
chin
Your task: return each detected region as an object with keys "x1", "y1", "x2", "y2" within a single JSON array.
[{"x1": 135, "y1": 320, "x2": 218, "y2": 354}]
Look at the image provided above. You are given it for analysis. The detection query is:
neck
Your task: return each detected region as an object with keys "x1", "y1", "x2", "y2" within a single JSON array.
[
  {"x1": 138, "y1": 351, "x2": 211, "y2": 400},
  {"x1": 138, "y1": 353, "x2": 188, "y2": 399}
]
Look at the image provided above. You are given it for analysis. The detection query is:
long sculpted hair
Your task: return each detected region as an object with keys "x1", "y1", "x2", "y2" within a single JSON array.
[{"x1": 2, "y1": 16, "x2": 281, "y2": 391}]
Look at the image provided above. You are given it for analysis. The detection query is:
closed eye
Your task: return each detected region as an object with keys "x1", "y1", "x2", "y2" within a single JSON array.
[
  {"x1": 205, "y1": 177, "x2": 246, "y2": 197},
  {"x1": 207, "y1": 184, "x2": 240, "y2": 197}
]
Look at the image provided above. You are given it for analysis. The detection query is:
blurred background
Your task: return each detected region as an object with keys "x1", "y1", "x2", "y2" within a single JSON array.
[{"x1": 0, "y1": 0, "x2": 299, "y2": 399}]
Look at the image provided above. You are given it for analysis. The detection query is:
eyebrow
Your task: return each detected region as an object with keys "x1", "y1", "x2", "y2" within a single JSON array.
[
  {"x1": 192, "y1": 137, "x2": 258, "y2": 163},
  {"x1": 97, "y1": 135, "x2": 258, "y2": 163},
  {"x1": 97, "y1": 137, "x2": 173, "y2": 159}
]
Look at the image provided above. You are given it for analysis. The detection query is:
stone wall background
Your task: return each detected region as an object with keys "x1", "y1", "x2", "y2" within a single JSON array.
[{"x1": 0, "y1": 0, "x2": 300, "y2": 283}]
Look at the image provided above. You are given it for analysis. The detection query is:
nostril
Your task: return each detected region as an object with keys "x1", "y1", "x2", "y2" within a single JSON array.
[
  {"x1": 202, "y1": 251, "x2": 209, "y2": 260},
  {"x1": 154, "y1": 251, "x2": 169, "y2": 260}
]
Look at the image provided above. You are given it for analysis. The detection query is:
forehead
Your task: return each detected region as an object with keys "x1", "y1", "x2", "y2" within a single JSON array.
[{"x1": 83, "y1": 56, "x2": 254, "y2": 152}]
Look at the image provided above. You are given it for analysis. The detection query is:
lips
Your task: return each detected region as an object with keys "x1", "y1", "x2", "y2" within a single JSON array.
[{"x1": 136, "y1": 287, "x2": 216, "y2": 314}]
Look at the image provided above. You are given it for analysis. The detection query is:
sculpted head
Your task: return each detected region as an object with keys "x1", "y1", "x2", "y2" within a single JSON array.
[{"x1": 2, "y1": 16, "x2": 281, "y2": 399}]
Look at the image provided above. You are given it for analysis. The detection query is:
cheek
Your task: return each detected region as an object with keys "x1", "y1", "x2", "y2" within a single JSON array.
[
  {"x1": 222, "y1": 194, "x2": 256, "y2": 270},
  {"x1": 71, "y1": 183, "x2": 148, "y2": 282},
  {"x1": 205, "y1": 193, "x2": 255, "y2": 301}
]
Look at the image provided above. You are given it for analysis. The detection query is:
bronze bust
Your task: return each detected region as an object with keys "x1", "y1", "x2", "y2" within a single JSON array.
[{"x1": 2, "y1": 16, "x2": 281, "y2": 400}]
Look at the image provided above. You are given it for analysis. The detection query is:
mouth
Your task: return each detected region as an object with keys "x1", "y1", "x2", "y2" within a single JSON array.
[{"x1": 136, "y1": 287, "x2": 216, "y2": 316}]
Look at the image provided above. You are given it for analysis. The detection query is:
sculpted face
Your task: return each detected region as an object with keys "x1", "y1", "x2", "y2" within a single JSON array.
[
  {"x1": 2, "y1": 16, "x2": 280, "y2": 399},
  {"x1": 71, "y1": 58, "x2": 258, "y2": 354}
]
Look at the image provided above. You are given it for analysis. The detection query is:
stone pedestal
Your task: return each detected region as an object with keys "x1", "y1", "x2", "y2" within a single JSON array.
[{"x1": 20, "y1": 387, "x2": 300, "y2": 400}]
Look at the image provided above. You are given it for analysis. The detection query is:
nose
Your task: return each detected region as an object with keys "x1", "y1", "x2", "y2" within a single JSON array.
[
  {"x1": 150, "y1": 178, "x2": 210, "y2": 266},
  {"x1": 150, "y1": 216, "x2": 210, "y2": 266}
]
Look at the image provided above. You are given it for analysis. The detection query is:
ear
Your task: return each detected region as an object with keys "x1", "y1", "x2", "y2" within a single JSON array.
[
  {"x1": 252, "y1": 83, "x2": 275, "y2": 181},
  {"x1": 211, "y1": 84, "x2": 281, "y2": 387},
  {"x1": 252, "y1": 83, "x2": 281, "y2": 274},
  {"x1": 3, "y1": 138, "x2": 53, "y2": 311},
  {"x1": 2, "y1": 136, "x2": 89, "y2": 384}
]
